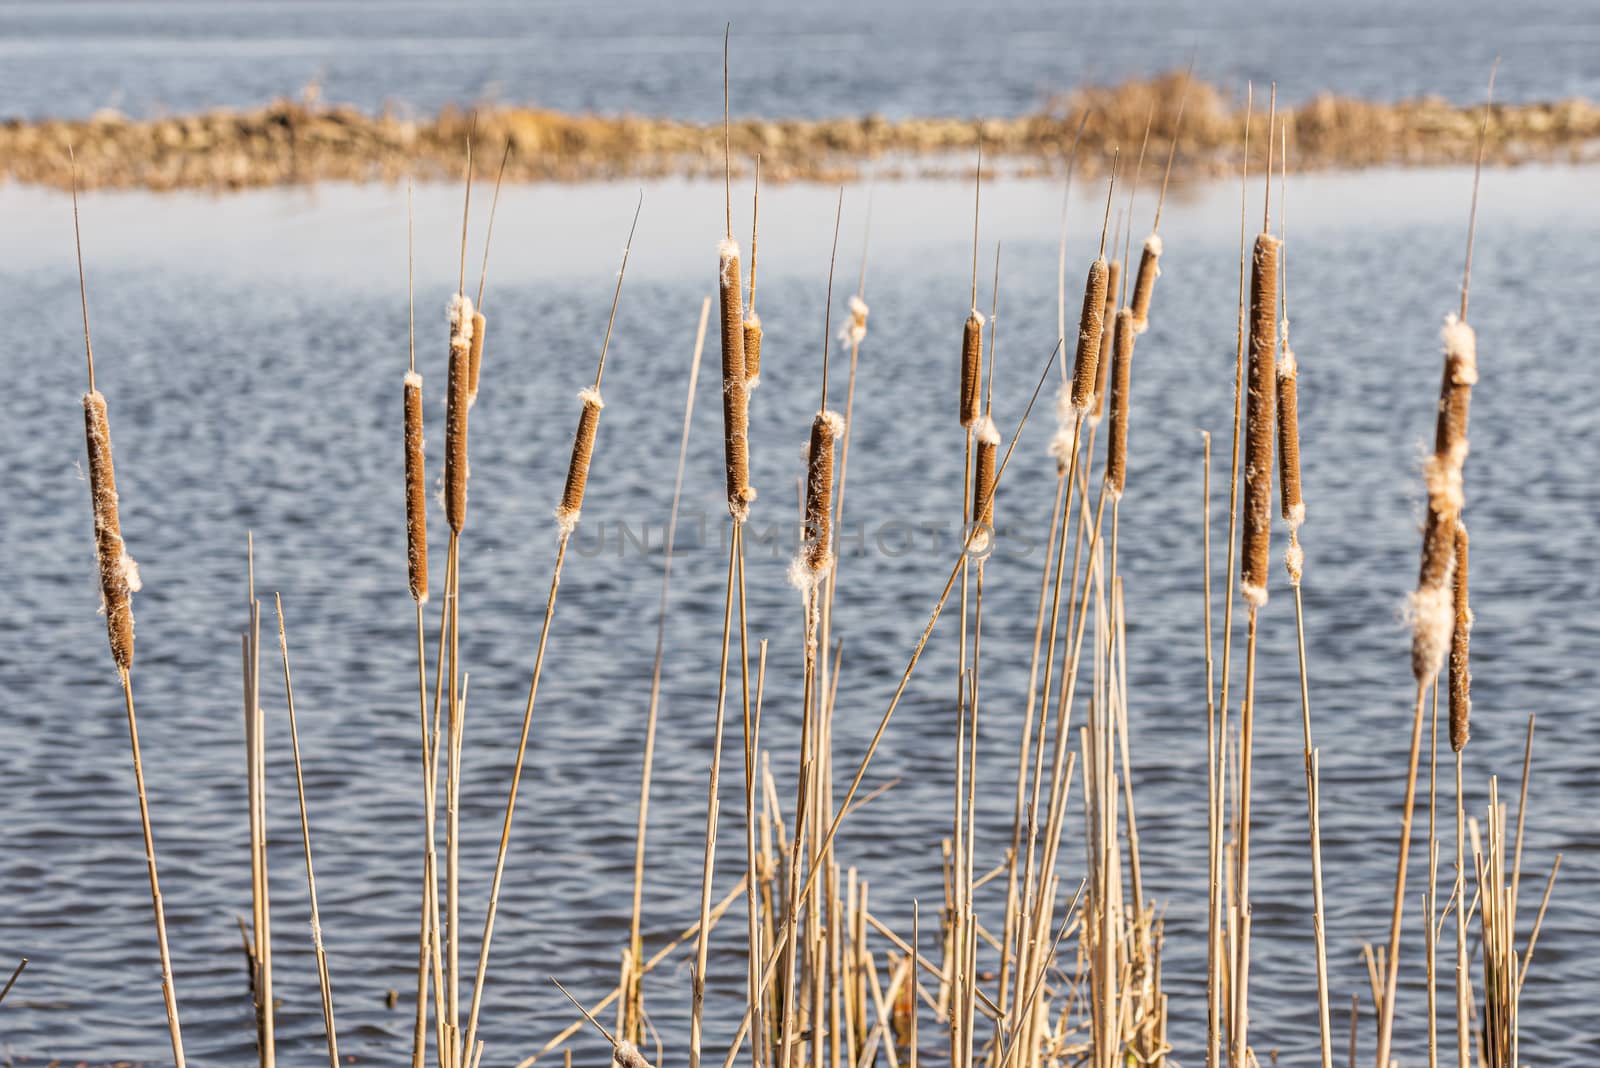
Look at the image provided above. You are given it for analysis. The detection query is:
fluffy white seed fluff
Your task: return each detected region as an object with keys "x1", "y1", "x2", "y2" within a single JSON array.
[
  {"x1": 789, "y1": 552, "x2": 831, "y2": 594},
  {"x1": 578, "y1": 386, "x2": 605, "y2": 409},
  {"x1": 969, "y1": 308, "x2": 986, "y2": 327},
  {"x1": 1242, "y1": 581, "x2": 1268, "y2": 609},
  {"x1": 449, "y1": 294, "x2": 475, "y2": 345},
  {"x1": 1287, "y1": 501, "x2": 1307, "y2": 529},
  {"x1": 822, "y1": 409, "x2": 846, "y2": 437},
  {"x1": 719, "y1": 237, "x2": 741, "y2": 284},
  {"x1": 613, "y1": 1041, "x2": 654, "y2": 1068},
  {"x1": 1423, "y1": 452, "x2": 1466, "y2": 516},
  {"x1": 1277, "y1": 345, "x2": 1298, "y2": 379},
  {"x1": 120, "y1": 551, "x2": 143, "y2": 593},
  {"x1": 842, "y1": 295, "x2": 870, "y2": 345},
  {"x1": 975, "y1": 414, "x2": 1000, "y2": 446},
  {"x1": 1284, "y1": 538, "x2": 1304, "y2": 583},
  {"x1": 1407, "y1": 580, "x2": 1454, "y2": 680},
  {"x1": 405, "y1": 370, "x2": 423, "y2": 389},
  {"x1": 555, "y1": 507, "x2": 581, "y2": 537},
  {"x1": 1441, "y1": 315, "x2": 1477, "y2": 383},
  {"x1": 1054, "y1": 380, "x2": 1075, "y2": 424},
  {"x1": 1144, "y1": 234, "x2": 1163, "y2": 257},
  {"x1": 1048, "y1": 423, "x2": 1075, "y2": 470}
]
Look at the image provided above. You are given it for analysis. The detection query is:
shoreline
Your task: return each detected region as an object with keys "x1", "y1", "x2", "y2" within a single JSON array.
[{"x1": 6, "y1": 72, "x2": 1599, "y2": 193}]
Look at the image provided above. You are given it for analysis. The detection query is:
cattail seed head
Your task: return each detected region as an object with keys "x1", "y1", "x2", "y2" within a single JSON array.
[
  {"x1": 1104, "y1": 309, "x2": 1137, "y2": 499},
  {"x1": 444, "y1": 293, "x2": 475, "y2": 534},
  {"x1": 743, "y1": 311, "x2": 763, "y2": 390},
  {"x1": 1069, "y1": 258, "x2": 1109, "y2": 412},
  {"x1": 467, "y1": 309, "x2": 487, "y2": 405},
  {"x1": 1276, "y1": 343, "x2": 1305, "y2": 531},
  {"x1": 1240, "y1": 232, "x2": 1281, "y2": 609},
  {"x1": 404, "y1": 372, "x2": 429, "y2": 603},
  {"x1": 959, "y1": 310, "x2": 985, "y2": 428},
  {"x1": 84, "y1": 390, "x2": 140, "y2": 670},
  {"x1": 557, "y1": 387, "x2": 604, "y2": 535},
  {"x1": 1449, "y1": 520, "x2": 1472, "y2": 752},
  {"x1": 972, "y1": 415, "x2": 999, "y2": 552},
  {"x1": 799, "y1": 410, "x2": 843, "y2": 579},
  {"x1": 844, "y1": 295, "x2": 869, "y2": 347},
  {"x1": 1412, "y1": 317, "x2": 1477, "y2": 681},
  {"x1": 1130, "y1": 234, "x2": 1163, "y2": 334},
  {"x1": 1090, "y1": 259, "x2": 1121, "y2": 423},
  {"x1": 614, "y1": 1041, "x2": 655, "y2": 1068},
  {"x1": 719, "y1": 238, "x2": 755, "y2": 519}
]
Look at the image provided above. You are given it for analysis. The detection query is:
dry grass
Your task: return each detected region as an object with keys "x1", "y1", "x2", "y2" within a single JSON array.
[{"x1": 19, "y1": 73, "x2": 1600, "y2": 191}]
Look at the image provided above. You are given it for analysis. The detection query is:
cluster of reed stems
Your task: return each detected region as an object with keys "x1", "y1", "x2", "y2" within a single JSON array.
[{"x1": 60, "y1": 47, "x2": 1570, "y2": 1068}]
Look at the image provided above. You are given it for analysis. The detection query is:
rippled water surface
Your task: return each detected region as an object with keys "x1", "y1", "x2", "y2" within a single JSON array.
[
  {"x1": 0, "y1": 164, "x2": 1597, "y2": 1063},
  {"x1": 0, "y1": 0, "x2": 1596, "y2": 121}
]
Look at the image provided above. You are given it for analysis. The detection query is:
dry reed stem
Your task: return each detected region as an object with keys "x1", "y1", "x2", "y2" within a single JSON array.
[
  {"x1": 1070, "y1": 259, "x2": 1109, "y2": 411},
  {"x1": 1449, "y1": 521, "x2": 1472, "y2": 752},
  {"x1": 273, "y1": 596, "x2": 339, "y2": 1067},
  {"x1": 84, "y1": 391, "x2": 138, "y2": 670},
  {"x1": 1090, "y1": 259, "x2": 1120, "y2": 423},
  {"x1": 1129, "y1": 235, "x2": 1161, "y2": 334},
  {"x1": 625, "y1": 296, "x2": 710, "y2": 1045},
  {"x1": 404, "y1": 373, "x2": 428, "y2": 603},
  {"x1": 1104, "y1": 310, "x2": 1137, "y2": 498},
  {"x1": 444, "y1": 293, "x2": 475, "y2": 533},
  {"x1": 1240, "y1": 232, "x2": 1280, "y2": 609}
]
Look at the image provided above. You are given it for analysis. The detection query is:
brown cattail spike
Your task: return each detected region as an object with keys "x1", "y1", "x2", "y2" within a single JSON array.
[
  {"x1": 801, "y1": 411, "x2": 843, "y2": 576},
  {"x1": 743, "y1": 313, "x2": 763, "y2": 389},
  {"x1": 467, "y1": 310, "x2": 487, "y2": 404},
  {"x1": 1090, "y1": 258, "x2": 1121, "y2": 422},
  {"x1": 1130, "y1": 234, "x2": 1163, "y2": 334},
  {"x1": 404, "y1": 372, "x2": 428, "y2": 603},
  {"x1": 1104, "y1": 309, "x2": 1138, "y2": 498},
  {"x1": 1448, "y1": 520, "x2": 1472, "y2": 751},
  {"x1": 1411, "y1": 318, "x2": 1477, "y2": 681},
  {"x1": 972, "y1": 415, "x2": 999, "y2": 538},
  {"x1": 557, "y1": 389, "x2": 604, "y2": 533},
  {"x1": 959, "y1": 309, "x2": 984, "y2": 427},
  {"x1": 1069, "y1": 258, "x2": 1109, "y2": 412},
  {"x1": 1276, "y1": 342, "x2": 1304, "y2": 530},
  {"x1": 719, "y1": 238, "x2": 755, "y2": 520},
  {"x1": 444, "y1": 294, "x2": 475, "y2": 534},
  {"x1": 1240, "y1": 232, "x2": 1281, "y2": 609},
  {"x1": 84, "y1": 390, "x2": 140, "y2": 670}
]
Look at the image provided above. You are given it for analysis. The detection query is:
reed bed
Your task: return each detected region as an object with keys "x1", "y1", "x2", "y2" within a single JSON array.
[{"x1": 50, "y1": 51, "x2": 1575, "y2": 1068}]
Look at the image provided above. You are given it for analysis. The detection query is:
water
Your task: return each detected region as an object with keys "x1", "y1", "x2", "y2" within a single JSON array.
[
  {"x1": 0, "y1": 160, "x2": 1596, "y2": 1062},
  {"x1": 0, "y1": 0, "x2": 1596, "y2": 122}
]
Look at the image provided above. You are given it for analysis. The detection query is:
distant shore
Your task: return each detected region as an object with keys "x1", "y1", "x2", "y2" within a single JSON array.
[{"x1": 8, "y1": 73, "x2": 1597, "y2": 192}]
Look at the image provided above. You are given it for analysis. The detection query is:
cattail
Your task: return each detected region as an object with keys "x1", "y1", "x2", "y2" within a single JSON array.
[
  {"x1": 556, "y1": 388, "x2": 603, "y2": 534},
  {"x1": 1104, "y1": 309, "x2": 1137, "y2": 498},
  {"x1": 84, "y1": 390, "x2": 140, "y2": 671},
  {"x1": 1276, "y1": 342, "x2": 1304, "y2": 530},
  {"x1": 743, "y1": 312, "x2": 763, "y2": 389},
  {"x1": 1449, "y1": 520, "x2": 1472, "y2": 752},
  {"x1": 972, "y1": 415, "x2": 999, "y2": 541},
  {"x1": 844, "y1": 295, "x2": 869, "y2": 347},
  {"x1": 1069, "y1": 259, "x2": 1109, "y2": 412},
  {"x1": 1410, "y1": 317, "x2": 1477, "y2": 682},
  {"x1": 719, "y1": 238, "x2": 755, "y2": 519},
  {"x1": 1090, "y1": 258, "x2": 1121, "y2": 423},
  {"x1": 959, "y1": 309, "x2": 984, "y2": 428},
  {"x1": 404, "y1": 372, "x2": 428, "y2": 603},
  {"x1": 467, "y1": 310, "x2": 487, "y2": 404},
  {"x1": 1240, "y1": 233, "x2": 1280, "y2": 609},
  {"x1": 1129, "y1": 234, "x2": 1163, "y2": 334},
  {"x1": 799, "y1": 411, "x2": 843, "y2": 579},
  {"x1": 444, "y1": 293, "x2": 475, "y2": 534}
]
